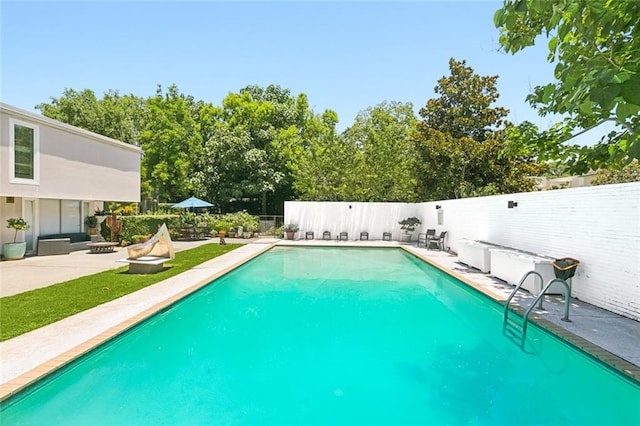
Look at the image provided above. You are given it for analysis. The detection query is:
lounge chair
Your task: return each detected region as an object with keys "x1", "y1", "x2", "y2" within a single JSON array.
[
  {"x1": 429, "y1": 231, "x2": 447, "y2": 251},
  {"x1": 417, "y1": 229, "x2": 436, "y2": 248},
  {"x1": 323, "y1": 231, "x2": 331, "y2": 240},
  {"x1": 360, "y1": 231, "x2": 369, "y2": 240},
  {"x1": 305, "y1": 231, "x2": 314, "y2": 240},
  {"x1": 338, "y1": 232, "x2": 348, "y2": 241},
  {"x1": 382, "y1": 232, "x2": 392, "y2": 241}
]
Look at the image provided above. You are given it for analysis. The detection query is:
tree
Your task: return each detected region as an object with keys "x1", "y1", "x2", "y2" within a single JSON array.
[
  {"x1": 219, "y1": 85, "x2": 304, "y2": 214},
  {"x1": 342, "y1": 101, "x2": 418, "y2": 201},
  {"x1": 287, "y1": 110, "x2": 362, "y2": 201},
  {"x1": 191, "y1": 125, "x2": 280, "y2": 211},
  {"x1": 592, "y1": 159, "x2": 640, "y2": 185},
  {"x1": 414, "y1": 58, "x2": 542, "y2": 200},
  {"x1": 419, "y1": 60, "x2": 508, "y2": 142},
  {"x1": 138, "y1": 85, "x2": 202, "y2": 203},
  {"x1": 37, "y1": 88, "x2": 145, "y2": 145},
  {"x1": 495, "y1": 0, "x2": 640, "y2": 172}
]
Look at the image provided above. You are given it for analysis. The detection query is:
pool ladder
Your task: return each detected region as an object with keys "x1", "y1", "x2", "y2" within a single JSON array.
[{"x1": 503, "y1": 271, "x2": 572, "y2": 352}]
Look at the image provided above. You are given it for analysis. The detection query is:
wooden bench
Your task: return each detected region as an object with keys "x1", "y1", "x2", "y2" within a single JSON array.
[
  {"x1": 117, "y1": 256, "x2": 171, "y2": 274},
  {"x1": 87, "y1": 242, "x2": 119, "y2": 254}
]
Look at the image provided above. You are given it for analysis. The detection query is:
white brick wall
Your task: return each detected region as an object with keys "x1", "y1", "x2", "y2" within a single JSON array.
[{"x1": 285, "y1": 182, "x2": 640, "y2": 321}]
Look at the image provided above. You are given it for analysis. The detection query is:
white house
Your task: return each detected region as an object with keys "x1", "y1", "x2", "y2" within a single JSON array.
[{"x1": 0, "y1": 103, "x2": 141, "y2": 254}]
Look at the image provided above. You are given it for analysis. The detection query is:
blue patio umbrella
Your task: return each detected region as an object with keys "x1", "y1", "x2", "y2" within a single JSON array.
[{"x1": 171, "y1": 196, "x2": 214, "y2": 210}]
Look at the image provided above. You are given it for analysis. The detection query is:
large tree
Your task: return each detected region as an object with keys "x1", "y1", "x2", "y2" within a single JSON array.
[
  {"x1": 138, "y1": 85, "x2": 202, "y2": 203},
  {"x1": 285, "y1": 110, "x2": 361, "y2": 201},
  {"x1": 495, "y1": 0, "x2": 640, "y2": 173},
  {"x1": 219, "y1": 85, "x2": 306, "y2": 214},
  {"x1": 342, "y1": 101, "x2": 418, "y2": 201},
  {"x1": 191, "y1": 125, "x2": 277, "y2": 211},
  {"x1": 415, "y1": 58, "x2": 542, "y2": 200},
  {"x1": 37, "y1": 88, "x2": 145, "y2": 145}
]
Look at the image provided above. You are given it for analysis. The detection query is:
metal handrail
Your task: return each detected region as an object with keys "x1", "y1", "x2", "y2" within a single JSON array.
[
  {"x1": 521, "y1": 278, "x2": 571, "y2": 350},
  {"x1": 503, "y1": 271, "x2": 543, "y2": 326}
]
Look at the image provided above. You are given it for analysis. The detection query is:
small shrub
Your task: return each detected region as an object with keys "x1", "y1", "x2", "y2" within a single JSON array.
[
  {"x1": 6, "y1": 218, "x2": 30, "y2": 243},
  {"x1": 283, "y1": 223, "x2": 299, "y2": 232}
]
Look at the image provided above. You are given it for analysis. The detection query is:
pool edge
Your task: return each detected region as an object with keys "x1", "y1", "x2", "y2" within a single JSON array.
[
  {"x1": 0, "y1": 243, "x2": 275, "y2": 403},
  {"x1": 2, "y1": 243, "x2": 638, "y2": 403},
  {"x1": 401, "y1": 245, "x2": 640, "y2": 385}
]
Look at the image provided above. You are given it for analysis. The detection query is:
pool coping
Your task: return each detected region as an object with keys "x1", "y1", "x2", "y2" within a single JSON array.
[
  {"x1": 0, "y1": 242, "x2": 274, "y2": 402},
  {"x1": 1, "y1": 241, "x2": 638, "y2": 403},
  {"x1": 401, "y1": 245, "x2": 640, "y2": 385}
]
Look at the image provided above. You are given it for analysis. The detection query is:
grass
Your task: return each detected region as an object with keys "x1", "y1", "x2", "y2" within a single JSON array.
[{"x1": 0, "y1": 243, "x2": 242, "y2": 341}]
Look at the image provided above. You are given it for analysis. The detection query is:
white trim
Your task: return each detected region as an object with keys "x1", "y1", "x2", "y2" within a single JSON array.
[
  {"x1": 23, "y1": 198, "x2": 38, "y2": 253},
  {"x1": 9, "y1": 118, "x2": 40, "y2": 185},
  {"x1": 0, "y1": 103, "x2": 142, "y2": 154}
]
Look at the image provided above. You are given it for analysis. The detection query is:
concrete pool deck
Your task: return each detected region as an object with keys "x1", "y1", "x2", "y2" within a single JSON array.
[{"x1": 1, "y1": 238, "x2": 639, "y2": 400}]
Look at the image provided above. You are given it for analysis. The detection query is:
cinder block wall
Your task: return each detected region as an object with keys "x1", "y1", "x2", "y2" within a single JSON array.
[{"x1": 285, "y1": 182, "x2": 640, "y2": 321}]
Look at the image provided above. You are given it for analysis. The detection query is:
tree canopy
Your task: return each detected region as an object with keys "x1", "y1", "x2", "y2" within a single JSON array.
[
  {"x1": 138, "y1": 85, "x2": 202, "y2": 203},
  {"x1": 495, "y1": 0, "x2": 640, "y2": 172},
  {"x1": 37, "y1": 58, "x2": 557, "y2": 212},
  {"x1": 414, "y1": 59, "x2": 542, "y2": 200}
]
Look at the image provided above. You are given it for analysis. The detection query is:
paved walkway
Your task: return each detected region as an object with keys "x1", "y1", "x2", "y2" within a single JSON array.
[
  {"x1": 0, "y1": 238, "x2": 248, "y2": 297},
  {"x1": 1, "y1": 239, "x2": 638, "y2": 397}
]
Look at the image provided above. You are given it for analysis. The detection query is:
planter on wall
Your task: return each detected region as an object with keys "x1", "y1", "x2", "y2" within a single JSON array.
[
  {"x1": 400, "y1": 231, "x2": 413, "y2": 242},
  {"x1": 2, "y1": 242, "x2": 27, "y2": 260},
  {"x1": 285, "y1": 231, "x2": 296, "y2": 240}
]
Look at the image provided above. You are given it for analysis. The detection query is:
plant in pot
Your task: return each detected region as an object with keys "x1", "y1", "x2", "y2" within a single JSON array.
[
  {"x1": 3, "y1": 217, "x2": 30, "y2": 260},
  {"x1": 398, "y1": 217, "x2": 421, "y2": 242},
  {"x1": 85, "y1": 215, "x2": 99, "y2": 235},
  {"x1": 283, "y1": 223, "x2": 300, "y2": 240}
]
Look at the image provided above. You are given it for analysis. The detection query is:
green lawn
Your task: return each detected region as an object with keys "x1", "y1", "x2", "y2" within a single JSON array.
[{"x1": 0, "y1": 243, "x2": 242, "y2": 341}]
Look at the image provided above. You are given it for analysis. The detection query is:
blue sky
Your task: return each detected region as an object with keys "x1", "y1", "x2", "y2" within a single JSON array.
[{"x1": 2, "y1": 1, "x2": 562, "y2": 133}]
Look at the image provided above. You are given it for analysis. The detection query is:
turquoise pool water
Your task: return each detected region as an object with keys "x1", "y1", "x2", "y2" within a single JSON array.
[{"x1": 2, "y1": 247, "x2": 639, "y2": 424}]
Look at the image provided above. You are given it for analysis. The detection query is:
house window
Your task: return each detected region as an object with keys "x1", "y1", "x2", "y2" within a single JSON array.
[{"x1": 10, "y1": 118, "x2": 40, "y2": 183}]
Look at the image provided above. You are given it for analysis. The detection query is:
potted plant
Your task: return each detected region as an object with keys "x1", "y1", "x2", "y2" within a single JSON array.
[
  {"x1": 85, "y1": 215, "x2": 99, "y2": 235},
  {"x1": 283, "y1": 223, "x2": 300, "y2": 240},
  {"x1": 398, "y1": 217, "x2": 421, "y2": 242},
  {"x1": 3, "y1": 217, "x2": 30, "y2": 260}
]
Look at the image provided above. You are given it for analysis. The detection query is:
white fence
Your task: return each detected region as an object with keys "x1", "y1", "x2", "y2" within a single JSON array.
[{"x1": 285, "y1": 182, "x2": 640, "y2": 321}]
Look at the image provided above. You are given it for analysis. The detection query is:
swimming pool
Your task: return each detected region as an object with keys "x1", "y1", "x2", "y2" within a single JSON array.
[{"x1": 2, "y1": 247, "x2": 639, "y2": 424}]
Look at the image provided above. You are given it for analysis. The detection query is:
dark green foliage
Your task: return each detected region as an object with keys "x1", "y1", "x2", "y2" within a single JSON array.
[
  {"x1": 118, "y1": 214, "x2": 183, "y2": 243},
  {"x1": 414, "y1": 58, "x2": 542, "y2": 200},
  {"x1": 592, "y1": 159, "x2": 640, "y2": 185},
  {"x1": 495, "y1": 0, "x2": 640, "y2": 172},
  {"x1": 39, "y1": 68, "x2": 550, "y2": 207}
]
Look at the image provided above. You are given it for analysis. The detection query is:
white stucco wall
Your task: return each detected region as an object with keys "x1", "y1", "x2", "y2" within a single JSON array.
[
  {"x1": 284, "y1": 201, "x2": 421, "y2": 241},
  {"x1": 0, "y1": 103, "x2": 142, "y2": 249},
  {"x1": 285, "y1": 182, "x2": 640, "y2": 321},
  {"x1": 0, "y1": 103, "x2": 141, "y2": 202}
]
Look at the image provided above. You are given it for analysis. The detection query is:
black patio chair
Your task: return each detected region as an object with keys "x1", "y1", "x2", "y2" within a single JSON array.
[
  {"x1": 417, "y1": 229, "x2": 436, "y2": 248},
  {"x1": 428, "y1": 231, "x2": 447, "y2": 250}
]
